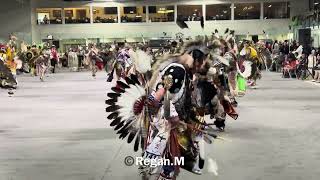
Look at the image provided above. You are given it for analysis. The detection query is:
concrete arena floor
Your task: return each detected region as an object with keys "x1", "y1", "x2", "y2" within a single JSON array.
[{"x1": 0, "y1": 71, "x2": 320, "y2": 180}]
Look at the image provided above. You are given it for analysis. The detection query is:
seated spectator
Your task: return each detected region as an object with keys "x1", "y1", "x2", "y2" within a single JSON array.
[{"x1": 283, "y1": 53, "x2": 299, "y2": 78}]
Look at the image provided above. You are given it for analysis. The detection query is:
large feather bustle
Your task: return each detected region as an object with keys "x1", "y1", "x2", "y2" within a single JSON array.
[
  {"x1": 129, "y1": 49, "x2": 152, "y2": 74},
  {"x1": 106, "y1": 78, "x2": 148, "y2": 152},
  {"x1": 237, "y1": 61, "x2": 252, "y2": 78}
]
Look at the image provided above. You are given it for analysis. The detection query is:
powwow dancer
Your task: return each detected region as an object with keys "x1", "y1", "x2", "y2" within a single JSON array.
[
  {"x1": 239, "y1": 41, "x2": 262, "y2": 88},
  {"x1": 0, "y1": 44, "x2": 18, "y2": 96},
  {"x1": 107, "y1": 45, "x2": 133, "y2": 82},
  {"x1": 88, "y1": 44, "x2": 103, "y2": 78},
  {"x1": 35, "y1": 50, "x2": 50, "y2": 82},
  {"x1": 105, "y1": 40, "x2": 237, "y2": 180}
]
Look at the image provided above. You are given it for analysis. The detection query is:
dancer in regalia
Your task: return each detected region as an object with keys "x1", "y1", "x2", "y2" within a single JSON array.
[
  {"x1": 35, "y1": 49, "x2": 50, "y2": 82},
  {"x1": 105, "y1": 39, "x2": 236, "y2": 180},
  {"x1": 239, "y1": 41, "x2": 261, "y2": 88},
  {"x1": 0, "y1": 44, "x2": 18, "y2": 96}
]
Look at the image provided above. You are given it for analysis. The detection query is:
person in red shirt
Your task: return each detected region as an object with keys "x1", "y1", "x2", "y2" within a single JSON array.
[{"x1": 50, "y1": 45, "x2": 59, "y2": 73}]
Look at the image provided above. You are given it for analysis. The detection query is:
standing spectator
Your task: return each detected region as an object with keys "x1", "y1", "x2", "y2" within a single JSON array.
[
  {"x1": 308, "y1": 50, "x2": 317, "y2": 81},
  {"x1": 272, "y1": 40, "x2": 280, "y2": 54},
  {"x1": 68, "y1": 48, "x2": 78, "y2": 72},
  {"x1": 43, "y1": 15, "x2": 49, "y2": 24},
  {"x1": 314, "y1": 54, "x2": 320, "y2": 82},
  {"x1": 283, "y1": 40, "x2": 290, "y2": 55},
  {"x1": 77, "y1": 46, "x2": 85, "y2": 71}
]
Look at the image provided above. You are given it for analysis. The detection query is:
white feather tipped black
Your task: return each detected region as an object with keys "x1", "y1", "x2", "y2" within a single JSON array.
[
  {"x1": 114, "y1": 120, "x2": 125, "y2": 131},
  {"x1": 106, "y1": 105, "x2": 121, "y2": 112},
  {"x1": 130, "y1": 74, "x2": 141, "y2": 85},
  {"x1": 110, "y1": 117, "x2": 121, "y2": 127},
  {"x1": 117, "y1": 119, "x2": 134, "y2": 134},
  {"x1": 116, "y1": 81, "x2": 130, "y2": 89},
  {"x1": 107, "y1": 93, "x2": 120, "y2": 99},
  {"x1": 111, "y1": 87, "x2": 125, "y2": 93},
  {"x1": 119, "y1": 129, "x2": 129, "y2": 139},
  {"x1": 134, "y1": 133, "x2": 141, "y2": 152},
  {"x1": 127, "y1": 130, "x2": 137, "y2": 143},
  {"x1": 125, "y1": 76, "x2": 136, "y2": 85},
  {"x1": 105, "y1": 99, "x2": 117, "y2": 105},
  {"x1": 107, "y1": 112, "x2": 119, "y2": 120},
  {"x1": 140, "y1": 135, "x2": 145, "y2": 149}
]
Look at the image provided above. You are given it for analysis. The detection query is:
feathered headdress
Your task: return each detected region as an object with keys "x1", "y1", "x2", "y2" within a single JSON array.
[{"x1": 182, "y1": 39, "x2": 210, "y2": 55}]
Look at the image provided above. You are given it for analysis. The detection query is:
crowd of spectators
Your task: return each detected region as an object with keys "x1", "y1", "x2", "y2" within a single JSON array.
[{"x1": 270, "y1": 40, "x2": 320, "y2": 82}]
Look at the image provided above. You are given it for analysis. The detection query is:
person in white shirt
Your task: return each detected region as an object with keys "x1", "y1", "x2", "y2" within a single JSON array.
[{"x1": 308, "y1": 50, "x2": 317, "y2": 81}]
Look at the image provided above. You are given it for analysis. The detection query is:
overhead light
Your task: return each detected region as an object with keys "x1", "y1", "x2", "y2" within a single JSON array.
[
  {"x1": 315, "y1": 3, "x2": 319, "y2": 5},
  {"x1": 223, "y1": 10, "x2": 227, "y2": 14},
  {"x1": 157, "y1": 9, "x2": 174, "y2": 14},
  {"x1": 268, "y1": 5, "x2": 272, "y2": 8}
]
